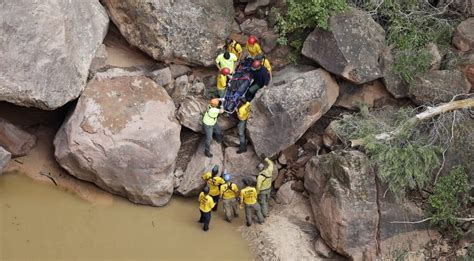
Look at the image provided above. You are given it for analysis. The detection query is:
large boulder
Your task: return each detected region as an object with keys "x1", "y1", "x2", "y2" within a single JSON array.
[
  {"x1": 176, "y1": 140, "x2": 224, "y2": 197},
  {"x1": 335, "y1": 80, "x2": 391, "y2": 110},
  {"x1": 0, "y1": 0, "x2": 109, "y2": 110},
  {"x1": 453, "y1": 18, "x2": 474, "y2": 52},
  {"x1": 223, "y1": 146, "x2": 261, "y2": 188},
  {"x1": 305, "y1": 150, "x2": 440, "y2": 260},
  {"x1": 102, "y1": 0, "x2": 234, "y2": 66},
  {"x1": 381, "y1": 47, "x2": 409, "y2": 98},
  {"x1": 409, "y1": 70, "x2": 471, "y2": 105},
  {"x1": 0, "y1": 146, "x2": 11, "y2": 174},
  {"x1": 305, "y1": 150, "x2": 378, "y2": 260},
  {"x1": 176, "y1": 96, "x2": 238, "y2": 133},
  {"x1": 0, "y1": 117, "x2": 37, "y2": 157},
  {"x1": 302, "y1": 8, "x2": 385, "y2": 84},
  {"x1": 247, "y1": 68, "x2": 339, "y2": 157},
  {"x1": 54, "y1": 76, "x2": 181, "y2": 206}
]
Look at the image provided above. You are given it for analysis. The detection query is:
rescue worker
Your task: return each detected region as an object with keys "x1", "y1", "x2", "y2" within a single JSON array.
[
  {"x1": 215, "y1": 51, "x2": 238, "y2": 74},
  {"x1": 220, "y1": 172, "x2": 239, "y2": 222},
  {"x1": 217, "y1": 67, "x2": 230, "y2": 98},
  {"x1": 236, "y1": 98, "x2": 251, "y2": 154},
  {"x1": 226, "y1": 38, "x2": 243, "y2": 60},
  {"x1": 202, "y1": 165, "x2": 225, "y2": 211},
  {"x1": 256, "y1": 157, "x2": 274, "y2": 218},
  {"x1": 246, "y1": 60, "x2": 270, "y2": 101},
  {"x1": 198, "y1": 186, "x2": 215, "y2": 231},
  {"x1": 240, "y1": 177, "x2": 265, "y2": 227},
  {"x1": 246, "y1": 35, "x2": 263, "y2": 58},
  {"x1": 255, "y1": 53, "x2": 272, "y2": 80},
  {"x1": 202, "y1": 98, "x2": 224, "y2": 158}
]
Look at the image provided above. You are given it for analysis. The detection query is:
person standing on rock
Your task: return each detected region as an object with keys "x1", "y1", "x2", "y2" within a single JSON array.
[
  {"x1": 246, "y1": 35, "x2": 263, "y2": 58},
  {"x1": 217, "y1": 67, "x2": 230, "y2": 98},
  {"x1": 198, "y1": 186, "x2": 215, "y2": 232},
  {"x1": 202, "y1": 165, "x2": 225, "y2": 211},
  {"x1": 215, "y1": 51, "x2": 238, "y2": 74},
  {"x1": 220, "y1": 172, "x2": 239, "y2": 222},
  {"x1": 236, "y1": 98, "x2": 251, "y2": 154},
  {"x1": 246, "y1": 60, "x2": 270, "y2": 101},
  {"x1": 256, "y1": 157, "x2": 274, "y2": 218},
  {"x1": 225, "y1": 38, "x2": 242, "y2": 60},
  {"x1": 202, "y1": 98, "x2": 224, "y2": 158},
  {"x1": 240, "y1": 177, "x2": 265, "y2": 227}
]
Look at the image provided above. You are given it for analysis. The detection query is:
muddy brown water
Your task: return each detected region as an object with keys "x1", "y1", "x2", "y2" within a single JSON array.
[{"x1": 0, "y1": 172, "x2": 252, "y2": 260}]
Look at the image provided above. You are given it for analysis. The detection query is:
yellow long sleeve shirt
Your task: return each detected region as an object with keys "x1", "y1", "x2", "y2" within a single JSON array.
[{"x1": 256, "y1": 158, "x2": 274, "y2": 193}]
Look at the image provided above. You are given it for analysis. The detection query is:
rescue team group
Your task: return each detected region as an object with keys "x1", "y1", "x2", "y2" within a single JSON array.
[{"x1": 198, "y1": 35, "x2": 274, "y2": 231}]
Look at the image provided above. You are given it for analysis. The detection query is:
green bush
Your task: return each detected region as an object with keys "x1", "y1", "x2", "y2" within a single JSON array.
[
  {"x1": 428, "y1": 166, "x2": 470, "y2": 236},
  {"x1": 273, "y1": 0, "x2": 348, "y2": 45}
]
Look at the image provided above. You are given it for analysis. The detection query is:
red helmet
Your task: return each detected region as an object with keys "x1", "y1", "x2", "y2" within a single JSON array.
[
  {"x1": 220, "y1": 67, "x2": 230, "y2": 76},
  {"x1": 251, "y1": 60, "x2": 261, "y2": 70},
  {"x1": 247, "y1": 36, "x2": 257, "y2": 45}
]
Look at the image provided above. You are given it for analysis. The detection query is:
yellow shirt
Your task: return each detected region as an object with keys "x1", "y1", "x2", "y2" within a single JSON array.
[
  {"x1": 217, "y1": 73, "x2": 228, "y2": 90},
  {"x1": 240, "y1": 186, "x2": 258, "y2": 205},
  {"x1": 262, "y1": 58, "x2": 272, "y2": 73},
  {"x1": 220, "y1": 182, "x2": 239, "y2": 200},
  {"x1": 215, "y1": 53, "x2": 238, "y2": 73},
  {"x1": 256, "y1": 158, "x2": 274, "y2": 193},
  {"x1": 246, "y1": 43, "x2": 262, "y2": 58},
  {"x1": 202, "y1": 172, "x2": 225, "y2": 196},
  {"x1": 227, "y1": 40, "x2": 242, "y2": 59},
  {"x1": 237, "y1": 102, "x2": 251, "y2": 121},
  {"x1": 199, "y1": 192, "x2": 215, "y2": 213},
  {"x1": 202, "y1": 105, "x2": 220, "y2": 126}
]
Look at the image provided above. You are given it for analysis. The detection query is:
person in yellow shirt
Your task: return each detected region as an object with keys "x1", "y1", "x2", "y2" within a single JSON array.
[
  {"x1": 240, "y1": 177, "x2": 265, "y2": 227},
  {"x1": 226, "y1": 38, "x2": 243, "y2": 60},
  {"x1": 236, "y1": 99, "x2": 251, "y2": 154},
  {"x1": 246, "y1": 35, "x2": 263, "y2": 58},
  {"x1": 256, "y1": 157, "x2": 274, "y2": 217},
  {"x1": 220, "y1": 173, "x2": 239, "y2": 222},
  {"x1": 255, "y1": 54, "x2": 272, "y2": 81},
  {"x1": 202, "y1": 165, "x2": 225, "y2": 211},
  {"x1": 217, "y1": 67, "x2": 230, "y2": 98},
  {"x1": 215, "y1": 51, "x2": 238, "y2": 74},
  {"x1": 202, "y1": 98, "x2": 224, "y2": 158},
  {"x1": 198, "y1": 186, "x2": 216, "y2": 231}
]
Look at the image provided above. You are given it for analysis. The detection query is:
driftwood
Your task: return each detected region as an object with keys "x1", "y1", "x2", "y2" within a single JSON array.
[
  {"x1": 390, "y1": 217, "x2": 474, "y2": 224},
  {"x1": 351, "y1": 98, "x2": 474, "y2": 147}
]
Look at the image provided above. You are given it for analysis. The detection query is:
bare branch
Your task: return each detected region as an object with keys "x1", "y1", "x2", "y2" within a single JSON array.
[{"x1": 390, "y1": 217, "x2": 473, "y2": 224}]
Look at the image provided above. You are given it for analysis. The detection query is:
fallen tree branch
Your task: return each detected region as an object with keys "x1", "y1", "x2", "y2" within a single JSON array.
[
  {"x1": 351, "y1": 98, "x2": 474, "y2": 147},
  {"x1": 390, "y1": 217, "x2": 473, "y2": 224}
]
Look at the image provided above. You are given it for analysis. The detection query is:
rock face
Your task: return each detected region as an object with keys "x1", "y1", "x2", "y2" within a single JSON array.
[
  {"x1": 409, "y1": 70, "x2": 471, "y2": 105},
  {"x1": 248, "y1": 68, "x2": 339, "y2": 157},
  {"x1": 54, "y1": 76, "x2": 181, "y2": 206},
  {"x1": 302, "y1": 8, "x2": 385, "y2": 84},
  {"x1": 223, "y1": 146, "x2": 261, "y2": 188},
  {"x1": 0, "y1": 146, "x2": 11, "y2": 174},
  {"x1": 0, "y1": 0, "x2": 109, "y2": 110},
  {"x1": 176, "y1": 140, "x2": 223, "y2": 197},
  {"x1": 305, "y1": 151, "x2": 378, "y2": 260},
  {"x1": 381, "y1": 47, "x2": 408, "y2": 98},
  {"x1": 335, "y1": 80, "x2": 391, "y2": 110},
  {"x1": 305, "y1": 150, "x2": 440, "y2": 260},
  {"x1": 102, "y1": 0, "x2": 234, "y2": 66},
  {"x1": 0, "y1": 118, "x2": 37, "y2": 157},
  {"x1": 176, "y1": 96, "x2": 238, "y2": 133},
  {"x1": 453, "y1": 18, "x2": 474, "y2": 52}
]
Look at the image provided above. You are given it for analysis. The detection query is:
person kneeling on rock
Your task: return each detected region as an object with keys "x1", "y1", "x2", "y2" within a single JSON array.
[
  {"x1": 240, "y1": 177, "x2": 265, "y2": 227},
  {"x1": 220, "y1": 172, "x2": 239, "y2": 222},
  {"x1": 202, "y1": 98, "x2": 224, "y2": 158},
  {"x1": 198, "y1": 186, "x2": 215, "y2": 232}
]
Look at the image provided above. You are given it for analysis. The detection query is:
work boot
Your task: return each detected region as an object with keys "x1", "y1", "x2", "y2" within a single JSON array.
[
  {"x1": 204, "y1": 150, "x2": 213, "y2": 158},
  {"x1": 237, "y1": 143, "x2": 247, "y2": 154},
  {"x1": 246, "y1": 222, "x2": 251, "y2": 227},
  {"x1": 215, "y1": 134, "x2": 223, "y2": 144}
]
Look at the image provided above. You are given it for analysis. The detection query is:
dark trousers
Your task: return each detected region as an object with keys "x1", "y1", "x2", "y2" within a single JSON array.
[
  {"x1": 211, "y1": 195, "x2": 220, "y2": 211},
  {"x1": 199, "y1": 210, "x2": 212, "y2": 231}
]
